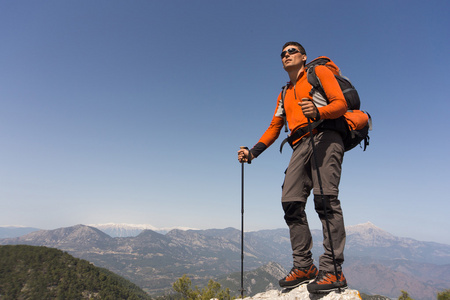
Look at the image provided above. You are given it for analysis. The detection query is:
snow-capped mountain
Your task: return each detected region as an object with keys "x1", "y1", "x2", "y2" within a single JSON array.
[{"x1": 89, "y1": 223, "x2": 196, "y2": 237}]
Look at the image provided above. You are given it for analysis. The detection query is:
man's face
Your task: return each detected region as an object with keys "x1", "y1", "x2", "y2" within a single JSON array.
[{"x1": 281, "y1": 46, "x2": 307, "y2": 71}]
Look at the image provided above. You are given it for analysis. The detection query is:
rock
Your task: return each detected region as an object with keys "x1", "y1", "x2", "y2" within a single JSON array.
[{"x1": 244, "y1": 284, "x2": 361, "y2": 300}]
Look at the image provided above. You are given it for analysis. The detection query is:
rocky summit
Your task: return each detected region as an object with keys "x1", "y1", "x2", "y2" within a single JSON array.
[{"x1": 246, "y1": 284, "x2": 361, "y2": 300}]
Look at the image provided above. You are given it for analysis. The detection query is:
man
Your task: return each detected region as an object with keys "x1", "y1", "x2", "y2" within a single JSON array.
[{"x1": 237, "y1": 42, "x2": 348, "y2": 293}]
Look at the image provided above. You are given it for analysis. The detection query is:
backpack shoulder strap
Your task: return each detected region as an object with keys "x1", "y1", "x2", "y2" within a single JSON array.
[
  {"x1": 281, "y1": 84, "x2": 288, "y2": 105},
  {"x1": 280, "y1": 84, "x2": 289, "y2": 133},
  {"x1": 307, "y1": 65, "x2": 320, "y2": 90},
  {"x1": 305, "y1": 56, "x2": 331, "y2": 91}
]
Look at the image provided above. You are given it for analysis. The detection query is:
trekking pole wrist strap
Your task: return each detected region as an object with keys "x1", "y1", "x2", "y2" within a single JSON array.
[{"x1": 243, "y1": 147, "x2": 252, "y2": 164}]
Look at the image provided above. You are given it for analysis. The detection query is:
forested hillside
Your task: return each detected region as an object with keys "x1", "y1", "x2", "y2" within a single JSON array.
[{"x1": 0, "y1": 245, "x2": 151, "y2": 299}]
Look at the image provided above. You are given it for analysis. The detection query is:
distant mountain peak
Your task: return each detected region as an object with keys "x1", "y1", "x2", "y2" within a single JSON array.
[
  {"x1": 346, "y1": 222, "x2": 398, "y2": 248},
  {"x1": 89, "y1": 223, "x2": 159, "y2": 231},
  {"x1": 348, "y1": 221, "x2": 378, "y2": 229},
  {"x1": 347, "y1": 222, "x2": 394, "y2": 236}
]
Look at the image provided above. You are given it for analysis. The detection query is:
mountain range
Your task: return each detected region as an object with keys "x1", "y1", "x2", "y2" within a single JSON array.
[
  {"x1": 1, "y1": 222, "x2": 449, "y2": 299},
  {"x1": 0, "y1": 226, "x2": 41, "y2": 238},
  {"x1": 0, "y1": 224, "x2": 194, "y2": 239}
]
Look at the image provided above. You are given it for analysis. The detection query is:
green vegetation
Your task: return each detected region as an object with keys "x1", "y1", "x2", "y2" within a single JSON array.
[
  {"x1": 172, "y1": 274, "x2": 235, "y2": 300},
  {"x1": 397, "y1": 289, "x2": 450, "y2": 300},
  {"x1": 398, "y1": 290, "x2": 414, "y2": 300},
  {"x1": 0, "y1": 245, "x2": 151, "y2": 299},
  {"x1": 438, "y1": 289, "x2": 450, "y2": 300}
]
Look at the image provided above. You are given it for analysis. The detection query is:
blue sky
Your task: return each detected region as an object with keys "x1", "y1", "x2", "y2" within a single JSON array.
[{"x1": 1, "y1": 0, "x2": 449, "y2": 245}]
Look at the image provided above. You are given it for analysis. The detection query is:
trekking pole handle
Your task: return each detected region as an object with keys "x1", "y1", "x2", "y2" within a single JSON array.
[{"x1": 239, "y1": 146, "x2": 251, "y2": 164}]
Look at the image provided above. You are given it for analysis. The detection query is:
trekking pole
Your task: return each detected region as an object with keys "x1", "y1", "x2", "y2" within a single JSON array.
[
  {"x1": 239, "y1": 146, "x2": 247, "y2": 298},
  {"x1": 307, "y1": 119, "x2": 342, "y2": 292}
]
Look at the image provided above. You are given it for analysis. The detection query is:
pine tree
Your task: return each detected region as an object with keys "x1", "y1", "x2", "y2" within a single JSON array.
[
  {"x1": 172, "y1": 275, "x2": 198, "y2": 299},
  {"x1": 172, "y1": 275, "x2": 235, "y2": 300},
  {"x1": 398, "y1": 290, "x2": 414, "y2": 300}
]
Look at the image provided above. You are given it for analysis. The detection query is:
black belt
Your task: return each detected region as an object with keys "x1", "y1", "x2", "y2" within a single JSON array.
[{"x1": 279, "y1": 120, "x2": 323, "y2": 153}]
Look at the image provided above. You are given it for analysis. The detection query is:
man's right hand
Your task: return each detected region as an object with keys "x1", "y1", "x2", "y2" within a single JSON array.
[
  {"x1": 237, "y1": 148, "x2": 251, "y2": 163},
  {"x1": 299, "y1": 98, "x2": 319, "y2": 119}
]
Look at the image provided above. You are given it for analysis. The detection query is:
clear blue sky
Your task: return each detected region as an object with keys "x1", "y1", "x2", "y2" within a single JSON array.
[{"x1": 1, "y1": 0, "x2": 449, "y2": 244}]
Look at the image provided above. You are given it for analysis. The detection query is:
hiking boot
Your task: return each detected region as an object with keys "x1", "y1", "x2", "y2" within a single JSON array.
[
  {"x1": 279, "y1": 264, "x2": 318, "y2": 288},
  {"x1": 307, "y1": 270, "x2": 348, "y2": 293}
]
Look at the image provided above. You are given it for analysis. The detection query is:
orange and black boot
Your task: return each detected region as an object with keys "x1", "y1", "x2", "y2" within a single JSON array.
[
  {"x1": 307, "y1": 270, "x2": 348, "y2": 293},
  {"x1": 279, "y1": 264, "x2": 318, "y2": 288}
]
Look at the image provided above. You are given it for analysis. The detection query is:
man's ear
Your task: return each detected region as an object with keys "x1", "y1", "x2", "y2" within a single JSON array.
[{"x1": 302, "y1": 54, "x2": 307, "y2": 63}]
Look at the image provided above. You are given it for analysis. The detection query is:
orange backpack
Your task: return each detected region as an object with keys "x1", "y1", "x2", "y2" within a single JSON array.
[{"x1": 306, "y1": 56, "x2": 372, "y2": 151}]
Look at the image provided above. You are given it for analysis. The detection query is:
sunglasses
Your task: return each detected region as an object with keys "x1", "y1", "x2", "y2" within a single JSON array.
[{"x1": 281, "y1": 48, "x2": 301, "y2": 58}]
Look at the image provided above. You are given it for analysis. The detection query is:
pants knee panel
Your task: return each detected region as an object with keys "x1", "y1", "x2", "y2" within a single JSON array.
[
  {"x1": 313, "y1": 195, "x2": 341, "y2": 217},
  {"x1": 282, "y1": 201, "x2": 306, "y2": 224}
]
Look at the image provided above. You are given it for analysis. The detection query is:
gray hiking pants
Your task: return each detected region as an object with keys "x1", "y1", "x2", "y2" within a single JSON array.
[{"x1": 281, "y1": 130, "x2": 346, "y2": 272}]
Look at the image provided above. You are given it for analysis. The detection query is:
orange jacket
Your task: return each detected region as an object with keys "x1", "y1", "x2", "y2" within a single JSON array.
[{"x1": 250, "y1": 63, "x2": 347, "y2": 158}]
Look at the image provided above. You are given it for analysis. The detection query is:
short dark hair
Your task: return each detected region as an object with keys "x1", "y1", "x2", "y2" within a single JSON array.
[{"x1": 282, "y1": 42, "x2": 306, "y2": 56}]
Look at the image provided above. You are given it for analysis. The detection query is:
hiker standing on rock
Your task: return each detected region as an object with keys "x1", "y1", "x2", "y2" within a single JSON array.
[{"x1": 238, "y1": 42, "x2": 348, "y2": 293}]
